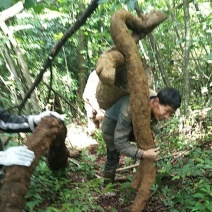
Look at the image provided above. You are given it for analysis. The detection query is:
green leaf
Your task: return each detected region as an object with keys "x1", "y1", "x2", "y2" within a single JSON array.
[
  {"x1": 195, "y1": 158, "x2": 205, "y2": 163},
  {"x1": 157, "y1": 168, "x2": 167, "y2": 173},
  {"x1": 32, "y1": 4, "x2": 44, "y2": 13},
  {"x1": 193, "y1": 193, "x2": 205, "y2": 199},
  {"x1": 172, "y1": 175, "x2": 180, "y2": 180},
  {"x1": 0, "y1": 0, "x2": 14, "y2": 10},
  {"x1": 24, "y1": 0, "x2": 37, "y2": 9},
  {"x1": 98, "y1": 0, "x2": 108, "y2": 3}
]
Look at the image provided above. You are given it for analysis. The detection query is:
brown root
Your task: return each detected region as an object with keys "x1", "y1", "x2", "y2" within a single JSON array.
[
  {"x1": 96, "y1": 47, "x2": 154, "y2": 110},
  {"x1": 0, "y1": 117, "x2": 68, "y2": 211},
  {"x1": 110, "y1": 9, "x2": 166, "y2": 211}
]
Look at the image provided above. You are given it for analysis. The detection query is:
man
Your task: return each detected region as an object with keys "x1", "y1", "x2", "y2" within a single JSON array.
[
  {"x1": 83, "y1": 70, "x2": 105, "y2": 136},
  {"x1": 102, "y1": 87, "x2": 181, "y2": 183},
  {"x1": 0, "y1": 109, "x2": 64, "y2": 168}
]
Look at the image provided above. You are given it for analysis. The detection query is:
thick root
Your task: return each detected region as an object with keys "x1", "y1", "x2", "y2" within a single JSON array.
[
  {"x1": 0, "y1": 117, "x2": 68, "y2": 211},
  {"x1": 110, "y1": 9, "x2": 166, "y2": 211}
]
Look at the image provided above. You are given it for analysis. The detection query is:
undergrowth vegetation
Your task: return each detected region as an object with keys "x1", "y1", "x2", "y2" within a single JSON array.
[
  {"x1": 25, "y1": 157, "x2": 106, "y2": 212},
  {"x1": 21, "y1": 107, "x2": 212, "y2": 211},
  {"x1": 0, "y1": 0, "x2": 211, "y2": 211}
]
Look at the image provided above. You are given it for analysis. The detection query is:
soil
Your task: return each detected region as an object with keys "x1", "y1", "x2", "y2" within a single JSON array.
[{"x1": 65, "y1": 123, "x2": 166, "y2": 212}]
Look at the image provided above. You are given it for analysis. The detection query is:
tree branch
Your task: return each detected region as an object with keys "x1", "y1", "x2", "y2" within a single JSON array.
[{"x1": 19, "y1": 0, "x2": 100, "y2": 110}]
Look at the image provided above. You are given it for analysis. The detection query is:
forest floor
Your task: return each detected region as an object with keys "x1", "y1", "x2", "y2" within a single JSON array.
[{"x1": 65, "y1": 123, "x2": 168, "y2": 212}]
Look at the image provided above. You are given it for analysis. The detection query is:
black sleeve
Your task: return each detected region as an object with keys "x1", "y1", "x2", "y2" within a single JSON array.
[{"x1": 0, "y1": 107, "x2": 31, "y2": 133}]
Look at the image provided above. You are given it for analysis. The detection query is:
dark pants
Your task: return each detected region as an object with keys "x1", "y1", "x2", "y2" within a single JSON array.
[
  {"x1": 0, "y1": 139, "x2": 4, "y2": 173},
  {"x1": 104, "y1": 148, "x2": 120, "y2": 173},
  {"x1": 103, "y1": 148, "x2": 120, "y2": 183},
  {"x1": 102, "y1": 116, "x2": 120, "y2": 182},
  {"x1": 0, "y1": 139, "x2": 3, "y2": 151}
]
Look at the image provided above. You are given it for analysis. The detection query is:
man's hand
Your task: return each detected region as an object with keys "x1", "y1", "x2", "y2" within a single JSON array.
[
  {"x1": 0, "y1": 146, "x2": 35, "y2": 166},
  {"x1": 96, "y1": 110, "x2": 104, "y2": 121},
  {"x1": 28, "y1": 111, "x2": 66, "y2": 131},
  {"x1": 142, "y1": 147, "x2": 160, "y2": 161}
]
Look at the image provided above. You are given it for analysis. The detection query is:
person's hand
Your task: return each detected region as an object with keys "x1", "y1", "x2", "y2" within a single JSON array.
[
  {"x1": 28, "y1": 111, "x2": 66, "y2": 131},
  {"x1": 33, "y1": 111, "x2": 65, "y2": 124},
  {"x1": 142, "y1": 147, "x2": 160, "y2": 161},
  {"x1": 96, "y1": 110, "x2": 104, "y2": 121},
  {"x1": 0, "y1": 146, "x2": 35, "y2": 166}
]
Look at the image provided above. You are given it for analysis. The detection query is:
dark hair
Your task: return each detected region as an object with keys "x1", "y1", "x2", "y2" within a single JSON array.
[{"x1": 157, "y1": 87, "x2": 181, "y2": 109}]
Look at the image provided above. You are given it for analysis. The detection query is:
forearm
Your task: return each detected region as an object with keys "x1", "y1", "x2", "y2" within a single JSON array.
[
  {"x1": 114, "y1": 128, "x2": 143, "y2": 160},
  {"x1": 0, "y1": 108, "x2": 31, "y2": 132},
  {"x1": 114, "y1": 106, "x2": 144, "y2": 159},
  {"x1": 87, "y1": 97, "x2": 102, "y2": 113},
  {"x1": 116, "y1": 142, "x2": 144, "y2": 160}
]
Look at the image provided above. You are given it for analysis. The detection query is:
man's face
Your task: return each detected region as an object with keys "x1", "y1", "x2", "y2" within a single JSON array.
[{"x1": 151, "y1": 97, "x2": 176, "y2": 121}]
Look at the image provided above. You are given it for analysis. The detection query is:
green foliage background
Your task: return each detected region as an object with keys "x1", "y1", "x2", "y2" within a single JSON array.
[{"x1": 0, "y1": 0, "x2": 211, "y2": 211}]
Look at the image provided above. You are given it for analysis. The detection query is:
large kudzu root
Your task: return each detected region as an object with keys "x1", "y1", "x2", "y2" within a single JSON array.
[
  {"x1": 96, "y1": 47, "x2": 154, "y2": 110},
  {"x1": 0, "y1": 117, "x2": 68, "y2": 212},
  {"x1": 47, "y1": 127, "x2": 69, "y2": 170},
  {"x1": 95, "y1": 9, "x2": 166, "y2": 111},
  {"x1": 110, "y1": 9, "x2": 166, "y2": 211}
]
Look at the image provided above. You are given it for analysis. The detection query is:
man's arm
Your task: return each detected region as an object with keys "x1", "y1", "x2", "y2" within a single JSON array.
[
  {"x1": 113, "y1": 99, "x2": 160, "y2": 161},
  {"x1": 83, "y1": 71, "x2": 104, "y2": 120},
  {"x1": 113, "y1": 98, "x2": 144, "y2": 160},
  {"x1": 0, "y1": 107, "x2": 31, "y2": 133},
  {"x1": 0, "y1": 107, "x2": 65, "y2": 133}
]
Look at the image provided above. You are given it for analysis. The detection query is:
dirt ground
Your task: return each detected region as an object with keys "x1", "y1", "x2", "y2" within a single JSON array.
[
  {"x1": 66, "y1": 123, "x2": 99, "y2": 150},
  {"x1": 65, "y1": 123, "x2": 167, "y2": 212}
]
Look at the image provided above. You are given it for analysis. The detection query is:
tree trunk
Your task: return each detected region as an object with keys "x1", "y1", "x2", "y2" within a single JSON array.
[
  {"x1": 0, "y1": 46, "x2": 26, "y2": 106},
  {"x1": 183, "y1": 0, "x2": 190, "y2": 117},
  {"x1": 110, "y1": 9, "x2": 166, "y2": 211},
  {"x1": 77, "y1": 33, "x2": 87, "y2": 105},
  {"x1": 148, "y1": 34, "x2": 171, "y2": 87},
  {"x1": 193, "y1": 1, "x2": 210, "y2": 55},
  {"x1": 142, "y1": 38, "x2": 160, "y2": 87},
  {"x1": 77, "y1": 2, "x2": 87, "y2": 108},
  {"x1": 166, "y1": 2, "x2": 184, "y2": 54},
  {"x1": 0, "y1": 1, "x2": 40, "y2": 112},
  {"x1": 0, "y1": 117, "x2": 69, "y2": 212}
]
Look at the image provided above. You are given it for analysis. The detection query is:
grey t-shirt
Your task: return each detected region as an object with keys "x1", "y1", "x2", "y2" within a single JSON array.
[
  {"x1": 105, "y1": 95, "x2": 143, "y2": 159},
  {"x1": 104, "y1": 93, "x2": 158, "y2": 160}
]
